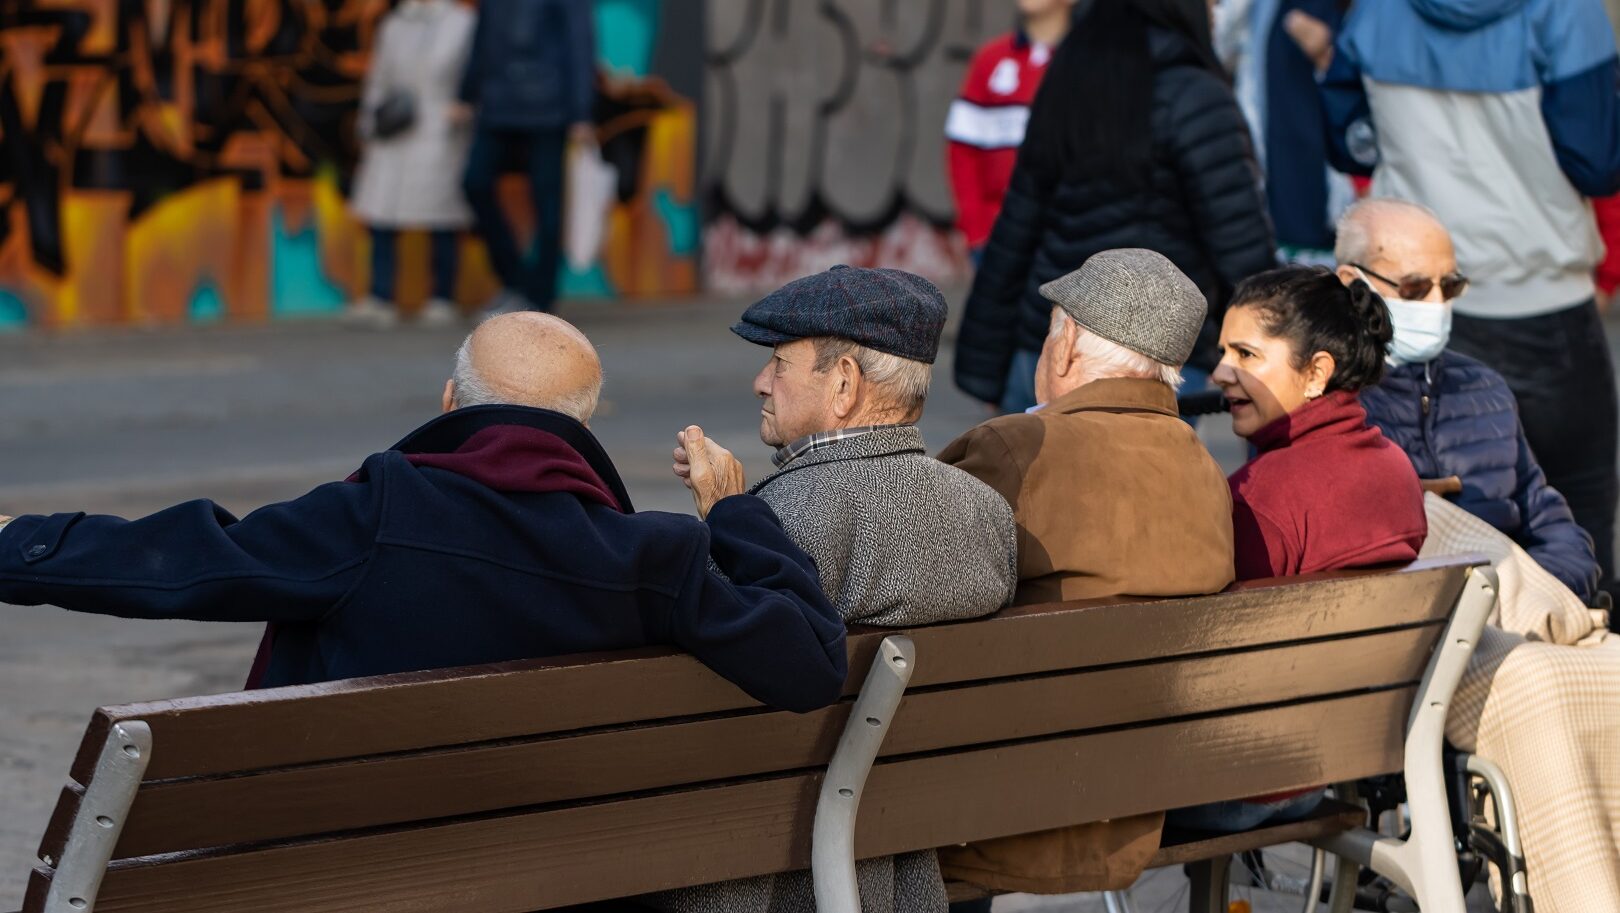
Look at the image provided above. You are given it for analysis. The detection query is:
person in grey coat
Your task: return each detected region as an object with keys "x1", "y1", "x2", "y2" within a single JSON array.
[{"x1": 667, "y1": 265, "x2": 1020, "y2": 913}]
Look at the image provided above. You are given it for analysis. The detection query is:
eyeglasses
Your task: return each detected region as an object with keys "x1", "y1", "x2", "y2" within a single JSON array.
[{"x1": 1351, "y1": 263, "x2": 1470, "y2": 302}]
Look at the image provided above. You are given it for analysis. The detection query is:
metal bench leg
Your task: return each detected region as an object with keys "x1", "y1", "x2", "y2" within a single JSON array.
[
  {"x1": 813, "y1": 635, "x2": 916, "y2": 913},
  {"x1": 1313, "y1": 566, "x2": 1498, "y2": 913},
  {"x1": 41, "y1": 721, "x2": 151, "y2": 913},
  {"x1": 1101, "y1": 889, "x2": 1136, "y2": 913},
  {"x1": 1186, "y1": 856, "x2": 1231, "y2": 913}
]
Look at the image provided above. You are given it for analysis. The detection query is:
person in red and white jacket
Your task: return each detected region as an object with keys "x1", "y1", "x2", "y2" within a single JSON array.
[{"x1": 946, "y1": 0, "x2": 1076, "y2": 257}]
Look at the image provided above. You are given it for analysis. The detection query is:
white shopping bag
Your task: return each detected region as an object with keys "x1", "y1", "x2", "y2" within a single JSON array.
[{"x1": 564, "y1": 141, "x2": 618, "y2": 272}]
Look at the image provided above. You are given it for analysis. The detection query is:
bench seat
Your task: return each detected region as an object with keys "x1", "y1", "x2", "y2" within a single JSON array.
[{"x1": 13, "y1": 557, "x2": 1495, "y2": 913}]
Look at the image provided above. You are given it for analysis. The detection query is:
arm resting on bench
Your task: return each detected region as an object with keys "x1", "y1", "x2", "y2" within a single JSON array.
[{"x1": 673, "y1": 494, "x2": 848, "y2": 713}]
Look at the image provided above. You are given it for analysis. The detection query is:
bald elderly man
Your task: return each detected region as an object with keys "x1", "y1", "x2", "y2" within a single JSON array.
[
  {"x1": 1341, "y1": 199, "x2": 1601, "y2": 603},
  {"x1": 0, "y1": 314, "x2": 847, "y2": 710}
]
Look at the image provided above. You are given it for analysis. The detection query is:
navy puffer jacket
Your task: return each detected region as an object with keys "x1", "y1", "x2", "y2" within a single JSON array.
[
  {"x1": 1361, "y1": 351, "x2": 1599, "y2": 602},
  {"x1": 954, "y1": 28, "x2": 1276, "y2": 404},
  {"x1": 458, "y1": 0, "x2": 595, "y2": 130}
]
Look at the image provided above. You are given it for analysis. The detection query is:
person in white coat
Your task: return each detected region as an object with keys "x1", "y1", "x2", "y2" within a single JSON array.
[{"x1": 345, "y1": 0, "x2": 477, "y2": 329}]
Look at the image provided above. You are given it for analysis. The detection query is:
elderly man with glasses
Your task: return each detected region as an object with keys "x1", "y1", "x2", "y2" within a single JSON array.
[{"x1": 1339, "y1": 198, "x2": 1601, "y2": 603}]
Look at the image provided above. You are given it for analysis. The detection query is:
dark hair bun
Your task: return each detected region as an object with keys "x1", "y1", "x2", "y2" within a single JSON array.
[
  {"x1": 1346, "y1": 279, "x2": 1394, "y2": 349},
  {"x1": 1229, "y1": 266, "x2": 1391, "y2": 394}
]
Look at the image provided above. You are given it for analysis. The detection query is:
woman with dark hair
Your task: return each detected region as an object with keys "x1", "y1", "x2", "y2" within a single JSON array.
[
  {"x1": 954, "y1": 0, "x2": 1277, "y2": 413},
  {"x1": 1215, "y1": 265, "x2": 1424, "y2": 580},
  {"x1": 1169, "y1": 265, "x2": 1425, "y2": 833}
]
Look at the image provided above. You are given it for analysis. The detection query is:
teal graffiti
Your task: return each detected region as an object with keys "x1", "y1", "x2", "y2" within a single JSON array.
[
  {"x1": 560, "y1": 261, "x2": 617, "y2": 298},
  {"x1": 595, "y1": 0, "x2": 659, "y2": 76},
  {"x1": 270, "y1": 207, "x2": 347, "y2": 316},
  {"x1": 653, "y1": 189, "x2": 698, "y2": 256},
  {"x1": 188, "y1": 281, "x2": 224, "y2": 322},
  {"x1": 0, "y1": 290, "x2": 27, "y2": 329}
]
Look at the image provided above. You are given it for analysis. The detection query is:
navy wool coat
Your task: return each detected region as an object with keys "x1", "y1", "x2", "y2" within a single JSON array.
[
  {"x1": 1361, "y1": 351, "x2": 1600, "y2": 603},
  {"x1": 0, "y1": 406, "x2": 847, "y2": 711}
]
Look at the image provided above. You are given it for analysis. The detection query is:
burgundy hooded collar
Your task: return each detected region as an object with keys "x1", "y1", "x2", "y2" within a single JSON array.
[
  {"x1": 354, "y1": 405, "x2": 632, "y2": 512},
  {"x1": 245, "y1": 407, "x2": 631, "y2": 690}
]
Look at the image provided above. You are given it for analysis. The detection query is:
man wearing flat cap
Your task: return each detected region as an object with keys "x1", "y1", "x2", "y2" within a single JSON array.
[
  {"x1": 935, "y1": 249, "x2": 1236, "y2": 896},
  {"x1": 664, "y1": 265, "x2": 1018, "y2": 913}
]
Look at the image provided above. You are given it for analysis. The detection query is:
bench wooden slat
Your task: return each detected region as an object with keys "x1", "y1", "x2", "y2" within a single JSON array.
[
  {"x1": 80, "y1": 625, "x2": 1438, "y2": 860},
  {"x1": 67, "y1": 562, "x2": 1464, "y2": 785},
  {"x1": 47, "y1": 688, "x2": 1412, "y2": 913}
]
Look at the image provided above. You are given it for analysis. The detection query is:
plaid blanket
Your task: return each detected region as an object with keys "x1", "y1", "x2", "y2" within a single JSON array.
[{"x1": 1422, "y1": 494, "x2": 1620, "y2": 913}]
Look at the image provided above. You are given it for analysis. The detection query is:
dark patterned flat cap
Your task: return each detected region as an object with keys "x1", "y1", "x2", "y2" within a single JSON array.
[
  {"x1": 731, "y1": 266, "x2": 948, "y2": 364},
  {"x1": 1039, "y1": 249, "x2": 1208, "y2": 366}
]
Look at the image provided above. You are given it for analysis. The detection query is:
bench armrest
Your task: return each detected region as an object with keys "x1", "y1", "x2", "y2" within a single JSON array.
[{"x1": 813, "y1": 636, "x2": 915, "y2": 913}]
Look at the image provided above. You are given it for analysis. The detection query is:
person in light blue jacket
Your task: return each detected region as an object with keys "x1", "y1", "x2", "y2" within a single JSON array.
[{"x1": 1321, "y1": 0, "x2": 1620, "y2": 610}]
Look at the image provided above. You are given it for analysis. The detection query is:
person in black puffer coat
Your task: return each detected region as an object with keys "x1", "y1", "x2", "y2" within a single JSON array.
[{"x1": 954, "y1": 0, "x2": 1277, "y2": 412}]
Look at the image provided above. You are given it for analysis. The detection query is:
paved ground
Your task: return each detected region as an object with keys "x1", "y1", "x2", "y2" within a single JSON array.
[{"x1": 0, "y1": 291, "x2": 1582, "y2": 910}]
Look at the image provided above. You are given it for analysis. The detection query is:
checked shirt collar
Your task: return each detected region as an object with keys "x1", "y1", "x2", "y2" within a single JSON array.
[{"x1": 771, "y1": 423, "x2": 916, "y2": 469}]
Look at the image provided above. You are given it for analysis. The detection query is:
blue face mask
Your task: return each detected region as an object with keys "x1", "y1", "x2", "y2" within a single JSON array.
[
  {"x1": 1357, "y1": 269, "x2": 1451, "y2": 365},
  {"x1": 1384, "y1": 296, "x2": 1452, "y2": 365}
]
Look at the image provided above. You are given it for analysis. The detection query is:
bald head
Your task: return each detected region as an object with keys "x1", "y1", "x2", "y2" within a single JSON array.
[
  {"x1": 443, "y1": 312, "x2": 603, "y2": 424},
  {"x1": 1334, "y1": 198, "x2": 1456, "y2": 284}
]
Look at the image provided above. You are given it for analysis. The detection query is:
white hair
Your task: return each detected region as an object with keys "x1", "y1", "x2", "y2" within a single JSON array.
[
  {"x1": 812, "y1": 337, "x2": 932, "y2": 415},
  {"x1": 1050, "y1": 310, "x2": 1184, "y2": 389},
  {"x1": 1334, "y1": 197, "x2": 1445, "y2": 265},
  {"x1": 450, "y1": 333, "x2": 602, "y2": 423}
]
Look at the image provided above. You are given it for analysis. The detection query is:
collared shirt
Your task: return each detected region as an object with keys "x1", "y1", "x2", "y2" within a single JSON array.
[{"x1": 771, "y1": 423, "x2": 915, "y2": 469}]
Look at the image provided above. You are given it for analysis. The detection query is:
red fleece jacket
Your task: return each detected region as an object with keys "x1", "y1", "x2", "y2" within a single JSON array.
[{"x1": 1228, "y1": 391, "x2": 1427, "y2": 581}]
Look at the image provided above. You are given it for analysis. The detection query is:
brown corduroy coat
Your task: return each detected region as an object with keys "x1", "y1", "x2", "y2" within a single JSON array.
[{"x1": 936, "y1": 376, "x2": 1236, "y2": 893}]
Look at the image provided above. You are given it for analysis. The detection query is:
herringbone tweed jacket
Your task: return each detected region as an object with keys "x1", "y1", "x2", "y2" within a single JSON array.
[{"x1": 651, "y1": 425, "x2": 1018, "y2": 913}]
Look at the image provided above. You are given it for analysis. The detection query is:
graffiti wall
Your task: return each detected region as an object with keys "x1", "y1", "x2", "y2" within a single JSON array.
[
  {"x1": 703, "y1": 0, "x2": 1012, "y2": 293},
  {"x1": 0, "y1": 0, "x2": 699, "y2": 329}
]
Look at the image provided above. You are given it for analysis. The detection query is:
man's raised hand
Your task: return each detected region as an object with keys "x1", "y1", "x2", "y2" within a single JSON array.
[{"x1": 674, "y1": 426, "x2": 747, "y2": 519}]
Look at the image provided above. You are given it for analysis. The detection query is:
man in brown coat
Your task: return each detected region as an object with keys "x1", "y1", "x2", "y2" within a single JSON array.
[{"x1": 936, "y1": 248, "x2": 1236, "y2": 895}]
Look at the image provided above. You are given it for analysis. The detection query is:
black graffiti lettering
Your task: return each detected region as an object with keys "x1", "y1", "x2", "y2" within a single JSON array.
[{"x1": 704, "y1": 0, "x2": 1010, "y2": 234}]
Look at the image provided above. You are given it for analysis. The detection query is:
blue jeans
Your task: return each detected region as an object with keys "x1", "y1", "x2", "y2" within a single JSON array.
[
  {"x1": 462, "y1": 126, "x2": 565, "y2": 311},
  {"x1": 1167, "y1": 789, "x2": 1326, "y2": 833},
  {"x1": 1180, "y1": 366, "x2": 1211, "y2": 429},
  {"x1": 999, "y1": 349, "x2": 1041, "y2": 415},
  {"x1": 370, "y1": 228, "x2": 459, "y2": 303}
]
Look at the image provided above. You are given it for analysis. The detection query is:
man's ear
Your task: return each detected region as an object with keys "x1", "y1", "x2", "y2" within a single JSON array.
[
  {"x1": 442, "y1": 379, "x2": 456, "y2": 414},
  {"x1": 831, "y1": 354, "x2": 862, "y2": 420},
  {"x1": 1334, "y1": 264, "x2": 1361, "y2": 287},
  {"x1": 1051, "y1": 317, "x2": 1079, "y2": 378}
]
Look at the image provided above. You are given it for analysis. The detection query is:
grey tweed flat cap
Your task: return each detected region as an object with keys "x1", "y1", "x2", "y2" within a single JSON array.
[{"x1": 1039, "y1": 249, "x2": 1208, "y2": 366}]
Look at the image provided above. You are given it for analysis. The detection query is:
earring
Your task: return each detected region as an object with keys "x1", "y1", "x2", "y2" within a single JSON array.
[{"x1": 1305, "y1": 389, "x2": 1323, "y2": 400}]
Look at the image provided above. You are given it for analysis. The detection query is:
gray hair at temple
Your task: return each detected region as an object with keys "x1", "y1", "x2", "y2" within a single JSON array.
[
  {"x1": 811, "y1": 337, "x2": 933, "y2": 416},
  {"x1": 1048, "y1": 309, "x2": 1185, "y2": 389},
  {"x1": 1334, "y1": 198, "x2": 1447, "y2": 265}
]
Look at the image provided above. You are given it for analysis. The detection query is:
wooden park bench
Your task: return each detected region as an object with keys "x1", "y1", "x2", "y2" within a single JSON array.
[{"x1": 13, "y1": 555, "x2": 1496, "y2": 913}]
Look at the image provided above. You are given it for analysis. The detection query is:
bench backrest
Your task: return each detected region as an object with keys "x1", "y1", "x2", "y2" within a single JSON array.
[{"x1": 21, "y1": 557, "x2": 1478, "y2": 913}]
